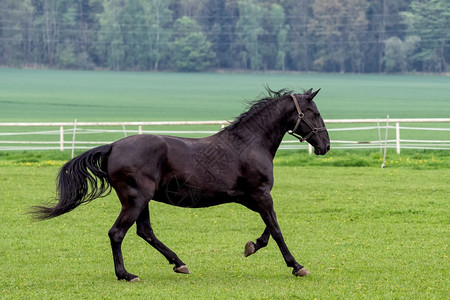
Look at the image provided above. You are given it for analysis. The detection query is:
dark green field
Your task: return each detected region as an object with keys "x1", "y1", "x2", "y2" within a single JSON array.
[{"x1": 1, "y1": 69, "x2": 449, "y2": 122}]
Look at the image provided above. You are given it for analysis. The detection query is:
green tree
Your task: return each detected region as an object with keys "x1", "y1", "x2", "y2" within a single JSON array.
[
  {"x1": 142, "y1": 0, "x2": 173, "y2": 70},
  {"x1": 235, "y1": 0, "x2": 266, "y2": 70},
  {"x1": 365, "y1": 0, "x2": 409, "y2": 73},
  {"x1": 383, "y1": 36, "x2": 420, "y2": 72},
  {"x1": 30, "y1": 0, "x2": 89, "y2": 68},
  {"x1": 284, "y1": 0, "x2": 314, "y2": 71},
  {"x1": 120, "y1": 0, "x2": 150, "y2": 69},
  {"x1": 1, "y1": 0, "x2": 448, "y2": 73},
  {"x1": 97, "y1": 0, "x2": 173, "y2": 71},
  {"x1": 199, "y1": 0, "x2": 239, "y2": 69},
  {"x1": 54, "y1": 0, "x2": 81, "y2": 69},
  {"x1": 269, "y1": 4, "x2": 290, "y2": 70},
  {"x1": 401, "y1": 0, "x2": 450, "y2": 72},
  {"x1": 170, "y1": 0, "x2": 208, "y2": 19},
  {"x1": 309, "y1": 0, "x2": 369, "y2": 72},
  {"x1": 171, "y1": 17, "x2": 216, "y2": 71},
  {"x1": 32, "y1": 0, "x2": 60, "y2": 66},
  {"x1": 0, "y1": 0, "x2": 33, "y2": 66},
  {"x1": 97, "y1": 0, "x2": 125, "y2": 70},
  {"x1": 71, "y1": 0, "x2": 103, "y2": 69}
]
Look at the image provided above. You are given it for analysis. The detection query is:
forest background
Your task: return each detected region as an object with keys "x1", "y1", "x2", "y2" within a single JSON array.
[{"x1": 0, "y1": 0, "x2": 448, "y2": 73}]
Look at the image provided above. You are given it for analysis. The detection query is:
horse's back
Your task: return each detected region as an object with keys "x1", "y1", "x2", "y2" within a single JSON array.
[
  {"x1": 106, "y1": 135, "x2": 168, "y2": 187},
  {"x1": 106, "y1": 133, "x2": 216, "y2": 186}
]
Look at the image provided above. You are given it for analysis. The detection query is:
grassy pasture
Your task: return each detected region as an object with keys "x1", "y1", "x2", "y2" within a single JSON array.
[{"x1": 1, "y1": 164, "x2": 448, "y2": 299}]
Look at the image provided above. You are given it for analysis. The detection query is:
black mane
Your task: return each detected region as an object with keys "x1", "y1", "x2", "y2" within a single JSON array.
[{"x1": 225, "y1": 87, "x2": 293, "y2": 131}]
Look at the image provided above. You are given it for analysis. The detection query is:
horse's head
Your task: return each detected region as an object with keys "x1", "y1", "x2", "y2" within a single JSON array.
[{"x1": 288, "y1": 89, "x2": 330, "y2": 155}]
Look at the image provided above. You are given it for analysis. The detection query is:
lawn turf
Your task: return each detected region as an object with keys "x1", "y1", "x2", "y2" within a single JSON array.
[{"x1": 0, "y1": 164, "x2": 448, "y2": 299}]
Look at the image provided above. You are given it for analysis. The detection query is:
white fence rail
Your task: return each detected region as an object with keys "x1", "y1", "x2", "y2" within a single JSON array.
[{"x1": 1, "y1": 119, "x2": 449, "y2": 157}]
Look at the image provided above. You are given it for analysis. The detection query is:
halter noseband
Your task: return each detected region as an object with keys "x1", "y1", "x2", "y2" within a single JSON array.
[{"x1": 287, "y1": 94, "x2": 326, "y2": 142}]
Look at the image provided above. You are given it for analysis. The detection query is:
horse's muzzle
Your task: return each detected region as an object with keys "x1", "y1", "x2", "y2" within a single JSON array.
[{"x1": 314, "y1": 144, "x2": 330, "y2": 155}]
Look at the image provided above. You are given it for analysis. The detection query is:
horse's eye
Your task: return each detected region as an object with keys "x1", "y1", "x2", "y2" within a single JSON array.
[{"x1": 314, "y1": 113, "x2": 320, "y2": 117}]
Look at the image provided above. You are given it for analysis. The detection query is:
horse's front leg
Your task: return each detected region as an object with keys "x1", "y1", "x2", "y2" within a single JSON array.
[{"x1": 256, "y1": 194, "x2": 310, "y2": 277}]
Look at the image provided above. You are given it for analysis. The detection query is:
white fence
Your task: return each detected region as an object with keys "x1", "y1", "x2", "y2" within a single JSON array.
[{"x1": 1, "y1": 118, "x2": 449, "y2": 157}]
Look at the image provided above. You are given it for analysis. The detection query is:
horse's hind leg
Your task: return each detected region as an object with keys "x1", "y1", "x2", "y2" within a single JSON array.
[
  {"x1": 244, "y1": 227, "x2": 270, "y2": 257},
  {"x1": 109, "y1": 207, "x2": 144, "y2": 281},
  {"x1": 108, "y1": 184, "x2": 154, "y2": 282},
  {"x1": 136, "y1": 205, "x2": 190, "y2": 274}
]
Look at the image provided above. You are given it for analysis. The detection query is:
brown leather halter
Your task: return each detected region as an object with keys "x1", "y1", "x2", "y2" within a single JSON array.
[{"x1": 287, "y1": 94, "x2": 327, "y2": 142}]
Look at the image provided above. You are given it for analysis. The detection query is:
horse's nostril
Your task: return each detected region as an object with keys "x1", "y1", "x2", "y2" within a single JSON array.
[{"x1": 326, "y1": 145, "x2": 330, "y2": 151}]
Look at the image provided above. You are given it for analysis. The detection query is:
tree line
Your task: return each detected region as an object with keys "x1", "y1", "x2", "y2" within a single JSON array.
[{"x1": 0, "y1": 0, "x2": 448, "y2": 73}]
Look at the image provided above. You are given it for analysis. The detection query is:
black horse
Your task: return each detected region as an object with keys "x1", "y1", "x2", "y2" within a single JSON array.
[{"x1": 33, "y1": 88, "x2": 330, "y2": 281}]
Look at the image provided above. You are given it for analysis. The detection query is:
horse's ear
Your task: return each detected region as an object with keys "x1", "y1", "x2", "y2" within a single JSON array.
[
  {"x1": 306, "y1": 88, "x2": 320, "y2": 101},
  {"x1": 305, "y1": 88, "x2": 313, "y2": 95}
]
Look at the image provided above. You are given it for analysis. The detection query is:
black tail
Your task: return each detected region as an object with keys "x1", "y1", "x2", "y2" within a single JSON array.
[{"x1": 32, "y1": 144, "x2": 113, "y2": 220}]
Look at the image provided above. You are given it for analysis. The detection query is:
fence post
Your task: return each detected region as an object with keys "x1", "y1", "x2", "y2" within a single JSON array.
[
  {"x1": 377, "y1": 118, "x2": 382, "y2": 153},
  {"x1": 71, "y1": 119, "x2": 77, "y2": 159},
  {"x1": 138, "y1": 125, "x2": 142, "y2": 134},
  {"x1": 59, "y1": 125, "x2": 64, "y2": 151},
  {"x1": 396, "y1": 122, "x2": 400, "y2": 154},
  {"x1": 381, "y1": 115, "x2": 389, "y2": 168},
  {"x1": 308, "y1": 143, "x2": 312, "y2": 155},
  {"x1": 122, "y1": 124, "x2": 127, "y2": 137}
]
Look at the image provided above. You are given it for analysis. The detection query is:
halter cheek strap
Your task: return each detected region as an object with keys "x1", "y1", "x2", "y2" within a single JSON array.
[{"x1": 288, "y1": 94, "x2": 326, "y2": 142}]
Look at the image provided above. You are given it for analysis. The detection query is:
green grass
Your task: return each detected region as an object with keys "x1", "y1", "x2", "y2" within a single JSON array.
[
  {"x1": 1, "y1": 149, "x2": 449, "y2": 170},
  {"x1": 274, "y1": 149, "x2": 450, "y2": 169},
  {"x1": 1, "y1": 164, "x2": 448, "y2": 299}
]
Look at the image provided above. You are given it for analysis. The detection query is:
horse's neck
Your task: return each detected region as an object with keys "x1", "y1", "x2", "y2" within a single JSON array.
[{"x1": 224, "y1": 98, "x2": 293, "y2": 157}]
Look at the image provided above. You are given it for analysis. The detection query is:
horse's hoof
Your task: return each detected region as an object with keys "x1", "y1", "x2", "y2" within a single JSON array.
[
  {"x1": 293, "y1": 267, "x2": 310, "y2": 277},
  {"x1": 173, "y1": 265, "x2": 190, "y2": 274},
  {"x1": 118, "y1": 274, "x2": 140, "y2": 282},
  {"x1": 244, "y1": 241, "x2": 256, "y2": 257}
]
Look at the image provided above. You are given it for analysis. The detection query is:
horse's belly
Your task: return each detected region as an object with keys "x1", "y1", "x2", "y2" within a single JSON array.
[{"x1": 153, "y1": 177, "x2": 241, "y2": 208}]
